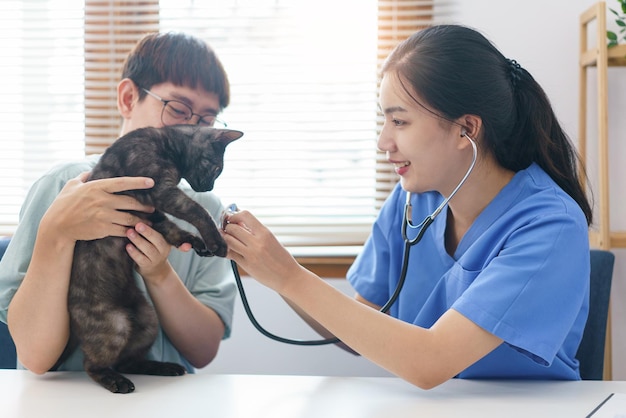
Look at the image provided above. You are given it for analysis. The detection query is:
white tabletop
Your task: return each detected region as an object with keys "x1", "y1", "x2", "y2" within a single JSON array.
[{"x1": 0, "y1": 370, "x2": 623, "y2": 418}]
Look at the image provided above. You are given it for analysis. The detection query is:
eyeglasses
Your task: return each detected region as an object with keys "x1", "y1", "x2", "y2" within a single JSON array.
[{"x1": 142, "y1": 88, "x2": 227, "y2": 128}]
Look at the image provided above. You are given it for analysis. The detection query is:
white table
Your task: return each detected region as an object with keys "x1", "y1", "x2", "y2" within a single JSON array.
[{"x1": 0, "y1": 370, "x2": 623, "y2": 417}]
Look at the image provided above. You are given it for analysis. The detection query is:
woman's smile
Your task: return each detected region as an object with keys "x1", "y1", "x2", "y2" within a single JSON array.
[{"x1": 391, "y1": 160, "x2": 411, "y2": 176}]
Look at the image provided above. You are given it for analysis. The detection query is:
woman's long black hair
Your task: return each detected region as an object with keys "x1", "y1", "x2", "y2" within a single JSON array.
[{"x1": 382, "y1": 25, "x2": 592, "y2": 225}]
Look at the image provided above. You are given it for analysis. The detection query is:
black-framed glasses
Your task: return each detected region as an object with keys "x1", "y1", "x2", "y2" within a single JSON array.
[{"x1": 142, "y1": 88, "x2": 227, "y2": 128}]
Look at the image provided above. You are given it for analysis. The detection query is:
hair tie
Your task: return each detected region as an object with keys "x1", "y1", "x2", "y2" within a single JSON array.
[{"x1": 506, "y1": 58, "x2": 522, "y2": 87}]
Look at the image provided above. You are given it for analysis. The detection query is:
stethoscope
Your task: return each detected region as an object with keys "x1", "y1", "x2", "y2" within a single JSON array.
[{"x1": 228, "y1": 132, "x2": 478, "y2": 345}]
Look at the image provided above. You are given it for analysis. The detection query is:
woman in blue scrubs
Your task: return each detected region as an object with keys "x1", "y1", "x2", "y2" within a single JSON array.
[{"x1": 222, "y1": 24, "x2": 593, "y2": 389}]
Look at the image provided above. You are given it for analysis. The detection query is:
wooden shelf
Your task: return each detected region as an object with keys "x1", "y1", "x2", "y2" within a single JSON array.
[
  {"x1": 579, "y1": 1, "x2": 626, "y2": 381},
  {"x1": 579, "y1": 1, "x2": 626, "y2": 254},
  {"x1": 581, "y1": 43, "x2": 626, "y2": 66},
  {"x1": 589, "y1": 231, "x2": 626, "y2": 248}
]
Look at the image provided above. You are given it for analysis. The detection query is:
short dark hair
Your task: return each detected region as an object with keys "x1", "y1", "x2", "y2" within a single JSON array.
[
  {"x1": 122, "y1": 32, "x2": 230, "y2": 110},
  {"x1": 382, "y1": 24, "x2": 592, "y2": 225}
]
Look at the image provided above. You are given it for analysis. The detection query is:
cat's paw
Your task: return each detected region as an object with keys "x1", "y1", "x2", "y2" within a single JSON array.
[
  {"x1": 109, "y1": 376, "x2": 135, "y2": 394},
  {"x1": 187, "y1": 236, "x2": 212, "y2": 256},
  {"x1": 212, "y1": 241, "x2": 228, "y2": 257},
  {"x1": 193, "y1": 245, "x2": 226, "y2": 257},
  {"x1": 194, "y1": 246, "x2": 215, "y2": 257},
  {"x1": 193, "y1": 236, "x2": 227, "y2": 257},
  {"x1": 196, "y1": 240, "x2": 227, "y2": 257},
  {"x1": 88, "y1": 369, "x2": 135, "y2": 394},
  {"x1": 157, "y1": 362, "x2": 187, "y2": 376}
]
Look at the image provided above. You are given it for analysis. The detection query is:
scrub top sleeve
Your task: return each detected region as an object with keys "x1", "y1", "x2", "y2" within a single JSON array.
[
  {"x1": 347, "y1": 184, "x2": 404, "y2": 307},
  {"x1": 347, "y1": 221, "x2": 392, "y2": 307}
]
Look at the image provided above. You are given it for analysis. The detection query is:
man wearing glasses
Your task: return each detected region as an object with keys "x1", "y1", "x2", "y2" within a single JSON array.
[{"x1": 0, "y1": 32, "x2": 236, "y2": 374}]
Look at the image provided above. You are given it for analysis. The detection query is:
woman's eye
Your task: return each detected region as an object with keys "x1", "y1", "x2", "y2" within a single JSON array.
[{"x1": 392, "y1": 118, "x2": 405, "y2": 126}]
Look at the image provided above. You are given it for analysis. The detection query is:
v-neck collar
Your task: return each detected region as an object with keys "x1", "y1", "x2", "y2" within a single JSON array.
[{"x1": 432, "y1": 167, "x2": 529, "y2": 261}]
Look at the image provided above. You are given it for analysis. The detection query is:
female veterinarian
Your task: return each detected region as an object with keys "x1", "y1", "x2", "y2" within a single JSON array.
[{"x1": 222, "y1": 24, "x2": 592, "y2": 389}]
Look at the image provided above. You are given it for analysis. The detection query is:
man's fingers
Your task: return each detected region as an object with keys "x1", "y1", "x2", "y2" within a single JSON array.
[
  {"x1": 113, "y1": 210, "x2": 145, "y2": 227},
  {"x1": 118, "y1": 195, "x2": 155, "y2": 214},
  {"x1": 77, "y1": 171, "x2": 90, "y2": 182},
  {"x1": 99, "y1": 176, "x2": 155, "y2": 194}
]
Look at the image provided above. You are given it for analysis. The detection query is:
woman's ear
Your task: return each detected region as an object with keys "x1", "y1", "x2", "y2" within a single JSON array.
[
  {"x1": 457, "y1": 114, "x2": 482, "y2": 142},
  {"x1": 117, "y1": 78, "x2": 139, "y2": 118}
]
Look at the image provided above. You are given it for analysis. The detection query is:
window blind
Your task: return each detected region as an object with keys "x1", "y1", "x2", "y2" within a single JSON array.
[
  {"x1": 84, "y1": 0, "x2": 159, "y2": 154},
  {"x1": 153, "y1": 0, "x2": 380, "y2": 246},
  {"x1": 1, "y1": 0, "x2": 441, "y2": 247},
  {"x1": 0, "y1": 0, "x2": 85, "y2": 235}
]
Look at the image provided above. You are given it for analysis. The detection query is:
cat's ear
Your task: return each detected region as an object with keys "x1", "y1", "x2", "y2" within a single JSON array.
[{"x1": 217, "y1": 129, "x2": 244, "y2": 147}]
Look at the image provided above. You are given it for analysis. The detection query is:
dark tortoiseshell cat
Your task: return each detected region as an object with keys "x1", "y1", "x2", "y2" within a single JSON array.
[{"x1": 54, "y1": 125, "x2": 242, "y2": 393}]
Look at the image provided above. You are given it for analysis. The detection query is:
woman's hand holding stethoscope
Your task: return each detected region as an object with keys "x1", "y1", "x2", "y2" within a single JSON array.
[
  {"x1": 221, "y1": 206, "x2": 344, "y2": 346},
  {"x1": 221, "y1": 207, "x2": 303, "y2": 294}
]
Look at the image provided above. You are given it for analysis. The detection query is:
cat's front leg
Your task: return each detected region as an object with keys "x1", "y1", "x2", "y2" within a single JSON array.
[
  {"x1": 148, "y1": 210, "x2": 217, "y2": 256},
  {"x1": 151, "y1": 188, "x2": 227, "y2": 257}
]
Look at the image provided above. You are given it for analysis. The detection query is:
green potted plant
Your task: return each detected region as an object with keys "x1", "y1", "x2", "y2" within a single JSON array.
[{"x1": 607, "y1": 0, "x2": 626, "y2": 47}]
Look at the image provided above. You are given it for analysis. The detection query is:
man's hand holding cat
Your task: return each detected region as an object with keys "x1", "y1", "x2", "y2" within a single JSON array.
[
  {"x1": 126, "y1": 221, "x2": 178, "y2": 285},
  {"x1": 41, "y1": 172, "x2": 156, "y2": 243}
]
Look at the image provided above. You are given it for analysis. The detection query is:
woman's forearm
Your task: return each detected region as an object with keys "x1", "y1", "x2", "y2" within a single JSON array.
[{"x1": 281, "y1": 295, "x2": 359, "y2": 354}]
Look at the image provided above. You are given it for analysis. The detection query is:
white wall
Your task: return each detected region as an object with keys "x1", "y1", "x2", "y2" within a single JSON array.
[
  {"x1": 201, "y1": 278, "x2": 392, "y2": 377},
  {"x1": 445, "y1": 0, "x2": 626, "y2": 379},
  {"x1": 206, "y1": 0, "x2": 626, "y2": 379}
]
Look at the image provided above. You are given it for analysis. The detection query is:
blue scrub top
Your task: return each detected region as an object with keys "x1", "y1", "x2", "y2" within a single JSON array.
[{"x1": 348, "y1": 163, "x2": 590, "y2": 380}]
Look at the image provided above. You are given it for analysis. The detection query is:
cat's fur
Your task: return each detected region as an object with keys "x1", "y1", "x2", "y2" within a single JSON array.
[{"x1": 54, "y1": 125, "x2": 243, "y2": 393}]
